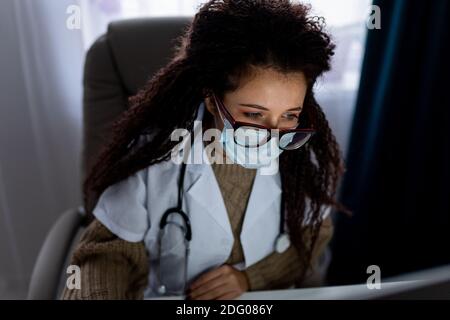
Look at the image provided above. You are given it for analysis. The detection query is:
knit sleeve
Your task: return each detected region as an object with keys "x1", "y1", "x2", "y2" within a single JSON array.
[
  {"x1": 243, "y1": 215, "x2": 334, "y2": 291},
  {"x1": 60, "y1": 219, "x2": 149, "y2": 300}
]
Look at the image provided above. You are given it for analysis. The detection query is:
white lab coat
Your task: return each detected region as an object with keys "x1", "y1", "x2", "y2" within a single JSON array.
[{"x1": 93, "y1": 102, "x2": 330, "y2": 298}]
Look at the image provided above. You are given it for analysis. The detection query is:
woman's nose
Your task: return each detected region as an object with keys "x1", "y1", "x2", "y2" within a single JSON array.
[{"x1": 266, "y1": 116, "x2": 280, "y2": 129}]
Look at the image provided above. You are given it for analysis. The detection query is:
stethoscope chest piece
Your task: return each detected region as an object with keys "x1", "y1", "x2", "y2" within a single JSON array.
[
  {"x1": 274, "y1": 233, "x2": 290, "y2": 253},
  {"x1": 157, "y1": 284, "x2": 167, "y2": 295}
]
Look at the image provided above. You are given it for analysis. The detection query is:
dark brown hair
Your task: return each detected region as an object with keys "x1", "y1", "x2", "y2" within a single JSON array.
[{"x1": 84, "y1": 0, "x2": 348, "y2": 286}]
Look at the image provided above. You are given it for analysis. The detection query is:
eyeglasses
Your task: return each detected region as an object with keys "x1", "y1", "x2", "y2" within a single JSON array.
[{"x1": 212, "y1": 94, "x2": 315, "y2": 150}]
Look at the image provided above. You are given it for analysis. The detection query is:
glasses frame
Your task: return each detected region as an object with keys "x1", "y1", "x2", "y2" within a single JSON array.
[{"x1": 212, "y1": 94, "x2": 316, "y2": 150}]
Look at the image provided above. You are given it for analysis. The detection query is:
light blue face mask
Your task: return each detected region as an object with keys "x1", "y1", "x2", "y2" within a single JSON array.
[{"x1": 219, "y1": 118, "x2": 284, "y2": 169}]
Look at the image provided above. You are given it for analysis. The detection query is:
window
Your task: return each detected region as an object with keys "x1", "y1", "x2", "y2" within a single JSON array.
[{"x1": 302, "y1": 0, "x2": 372, "y2": 155}]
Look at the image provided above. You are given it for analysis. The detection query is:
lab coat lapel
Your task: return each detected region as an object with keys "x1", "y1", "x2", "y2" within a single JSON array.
[
  {"x1": 241, "y1": 169, "x2": 282, "y2": 235},
  {"x1": 185, "y1": 162, "x2": 233, "y2": 239}
]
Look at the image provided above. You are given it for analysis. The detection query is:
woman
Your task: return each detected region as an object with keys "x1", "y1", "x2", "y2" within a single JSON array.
[{"x1": 62, "y1": 0, "x2": 348, "y2": 300}]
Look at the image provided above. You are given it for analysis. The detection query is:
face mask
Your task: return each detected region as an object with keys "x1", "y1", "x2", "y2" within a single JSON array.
[{"x1": 219, "y1": 118, "x2": 284, "y2": 169}]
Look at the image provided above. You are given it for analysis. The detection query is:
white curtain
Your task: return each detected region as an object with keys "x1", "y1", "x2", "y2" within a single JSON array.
[{"x1": 0, "y1": 0, "x2": 84, "y2": 298}]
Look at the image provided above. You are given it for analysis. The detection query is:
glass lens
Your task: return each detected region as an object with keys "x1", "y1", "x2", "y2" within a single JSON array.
[
  {"x1": 279, "y1": 132, "x2": 312, "y2": 150},
  {"x1": 234, "y1": 126, "x2": 270, "y2": 147}
]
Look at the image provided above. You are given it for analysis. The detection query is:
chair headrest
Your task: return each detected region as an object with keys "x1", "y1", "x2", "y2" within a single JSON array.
[{"x1": 107, "y1": 17, "x2": 192, "y2": 95}]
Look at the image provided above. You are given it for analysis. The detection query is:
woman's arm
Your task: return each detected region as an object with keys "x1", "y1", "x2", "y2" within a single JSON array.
[
  {"x1": 60, "y1": 219, "x2": 149, "y2": 300},
  {"x1": 243, "y1": 215, "x2": 334, "y2": 291},
  {"x1": 187, "y1": 216, "x2": 334, "y2": 299}
]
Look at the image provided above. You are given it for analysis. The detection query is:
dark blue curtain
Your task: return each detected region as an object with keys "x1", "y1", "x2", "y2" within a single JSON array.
[{"x1": 328, "y1": 0, "x2": 450, "y2": 284}]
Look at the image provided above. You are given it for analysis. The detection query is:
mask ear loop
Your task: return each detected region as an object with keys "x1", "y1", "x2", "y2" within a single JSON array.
[
  {"x1": 211, "y1": 94, "x2": 227, "y2": 128},
  {"x1": 211, "y1": 94, "x2": 233, "y2": 164}
]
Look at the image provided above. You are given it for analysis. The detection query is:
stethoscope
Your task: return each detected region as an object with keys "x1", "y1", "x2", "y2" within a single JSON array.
[
  {"x1": 156, "y1": 160, "x2": 191, "y2": 296},
  {"x1": 155, "y1": 160, "x2": 291, "y2": 296}
]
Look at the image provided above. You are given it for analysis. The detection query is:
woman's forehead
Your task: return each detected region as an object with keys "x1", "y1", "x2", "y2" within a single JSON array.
[{"x1": 225, "y1": 67, "x2": 307, "y2": 111}]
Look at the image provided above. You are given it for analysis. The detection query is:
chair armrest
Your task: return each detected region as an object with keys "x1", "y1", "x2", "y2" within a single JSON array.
[{"x1": 27, "y1": 207, "x2": 84, "y2": 300}]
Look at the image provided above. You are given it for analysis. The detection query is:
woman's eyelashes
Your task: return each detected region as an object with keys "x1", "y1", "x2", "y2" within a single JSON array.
[
  {"x1": 282, "y1": 112, "x2": 300, "y2": 121},
  {"x1": 243, "y1": 111, "x2": 263, "y2": 119},
  {"x1": 242, "y1": 112, "x2": 299, "y2": 120}
]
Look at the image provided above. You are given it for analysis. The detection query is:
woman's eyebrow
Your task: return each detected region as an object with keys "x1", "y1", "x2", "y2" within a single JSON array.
[
  {"x1": 287, "y1": 106, "x2": 303, "y2": 111},
  {"x1": 239, "y1": 103, "x2": 303, "y2": 111},
  {"x1": 239, "y1": 103, "x2": 269, "y2": 110}
]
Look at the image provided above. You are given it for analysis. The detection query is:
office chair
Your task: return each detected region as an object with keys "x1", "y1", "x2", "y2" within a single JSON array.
[{"x1": 27, "y1": 17, "x2": 192, "y2": 300}]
